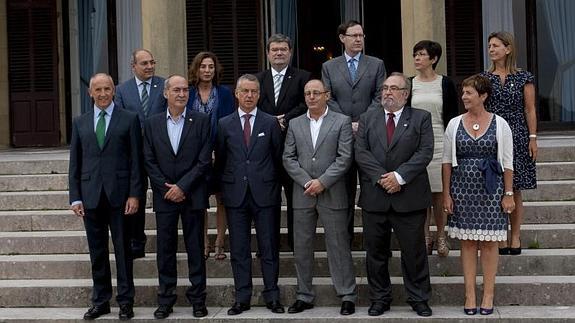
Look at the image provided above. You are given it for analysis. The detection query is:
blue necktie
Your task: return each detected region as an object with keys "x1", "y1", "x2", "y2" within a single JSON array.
[{"x1": 348, "y1": 58, "x2": 357, "y2": 82}]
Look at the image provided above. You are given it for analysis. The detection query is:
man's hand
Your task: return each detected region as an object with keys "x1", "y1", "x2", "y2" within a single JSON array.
[
  {"x1": 380, "y1": 172, "x2": 401, "y2": 194},
  {"x1": 304, "y1": 179, "x2": 325, "y2": 197},
  {"x1": 71, "y1": 203, "x2": 85, "y2": 217},
  {"x1": 351, "y1": 122, "x2": 359, "y2": 135},
  {"x1": 277, "y1": 114, "x2": 286, "y2": 130},
  {"x1": 124, "y1": 197, "x2": 139, "y2": 215},
  {"x1": 164, "y1": 183, "x2": 186, "y2": 203}
]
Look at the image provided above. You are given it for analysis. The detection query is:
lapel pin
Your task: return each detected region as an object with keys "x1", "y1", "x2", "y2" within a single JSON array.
[
  {"x1": 403, "y1": 123, "x2": 408, "y2": 127},
  {"x1": 188, "y1": 118, "x2": 193, "y2": 122},
  {"x1": 153, "y1": 84, "x2": 158, "y2": 88}
]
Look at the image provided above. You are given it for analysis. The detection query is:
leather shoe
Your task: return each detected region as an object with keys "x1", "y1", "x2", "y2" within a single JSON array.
[
  {"x1": 266, "y1": 300, "x2": 285, "y2": 313},
  {"x1": 192, "y1": 303, "x2": 208, "y2": 318},
  {"x1": 480, "y1": 307, "x2": 494, "y2": 315},
  {"x1": 83, "y1": 303, "x2": 110, "y2": 320},
  {"x1": 340, "y1": 301, "x2": 355, "y2": 315},
  {"x1": 227, "y1": 302, "x2": 250, "y2": 315},
  {"x1": 288, "y1": 300, "x2": 314, "y2": 314},
  {"x1": 411, "y1": 302, "x2": 432, "y2": 317},
  {"x1": 368, "y1": 302, "x2": 390, "y2": 316},
  {"x1": 153, "y1": 304, "x2": 173, "y2": 319},
  {"x1": 118, "y1": 304, "x2": 134, "y2": 320}
]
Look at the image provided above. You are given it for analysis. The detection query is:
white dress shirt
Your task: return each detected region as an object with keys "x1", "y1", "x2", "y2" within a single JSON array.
[
  {"x1": 238, "y1": 107, "x2": 257, "y2": 135},
  {"x1": 306, "y1": 107, "x2": 329, "y2": 149},
  {"x1": 166, "y1": 108, "x2": 186, "y2": 154},
  {"x1": 384, "y1": 106, "x2": 406, "y2": 185}
]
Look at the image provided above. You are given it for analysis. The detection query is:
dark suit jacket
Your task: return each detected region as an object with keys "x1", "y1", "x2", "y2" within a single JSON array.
[
  {"x1": 215, "y1": 110, "x2": 283, "y2": 208},
  {"x1": 355, "y1": 105, "x2": 434, "y2": 213},
  {"x1": 321, "y1": 54, "x2": 386, "y2": 121},
  {"x1": 255, "y1": 66, "x2": 311, "y2": 125},
  {"x1": 115, "y1": 75, "x2": 167, "y2": 126},
  {"x1": 68, "y1": 107, "x2": 143, "y2": 209},
  {"x1": 143, "y1": 110, "x2": 212, "y2": 212}
]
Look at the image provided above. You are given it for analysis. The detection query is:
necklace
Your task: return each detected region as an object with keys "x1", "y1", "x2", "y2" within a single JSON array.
[{"x1": 472, "y1": 123, "x2": 480, "y2": 131}]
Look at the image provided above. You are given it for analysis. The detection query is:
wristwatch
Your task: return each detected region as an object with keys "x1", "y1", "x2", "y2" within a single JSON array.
[{"x1": 504, "y1": 191, "x2": 514, "y2": 196}]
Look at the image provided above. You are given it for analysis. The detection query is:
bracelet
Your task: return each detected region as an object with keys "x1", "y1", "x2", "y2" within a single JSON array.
[{"x1": 529, "y1": 134, "x2": 537, "y2": 138}]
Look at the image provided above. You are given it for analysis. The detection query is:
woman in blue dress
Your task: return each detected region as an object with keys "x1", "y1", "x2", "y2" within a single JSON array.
[
  {"x1": 481, "y1": 31, "x2": 538, "y2": 256},
  {"x1": 187, "y1": 52, "x2": 235, "y2": 260},
  {"x1": 443, "y1": 74, "x2": 515, "y2": 315}
]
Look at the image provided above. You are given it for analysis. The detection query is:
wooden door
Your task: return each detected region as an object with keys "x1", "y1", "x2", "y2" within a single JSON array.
[{"x1": 7, "y1": 0, "x2": 60, "y2": 147}]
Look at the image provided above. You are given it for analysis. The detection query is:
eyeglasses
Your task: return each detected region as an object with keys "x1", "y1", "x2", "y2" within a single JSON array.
[
  {"x1": 238, "y1": 88, "x2": 259, "y2": 95},
  {"x1": 344, "y1": 33, "x2": 365, "y2": 39},
  {"x1": 382, "y1": 86, "x2": 407, "y2": 92},
  {"x1": 304, "y1": 90, "x2": 328, "y2": 97},
  {"x1": 412, "y1": 52, "x2": 429, "y2": 58}
]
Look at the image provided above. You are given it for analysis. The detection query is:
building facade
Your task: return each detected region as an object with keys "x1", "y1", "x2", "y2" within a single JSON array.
[{"x1": 0, "y1": 0, "x2": 573, "y2": 148}]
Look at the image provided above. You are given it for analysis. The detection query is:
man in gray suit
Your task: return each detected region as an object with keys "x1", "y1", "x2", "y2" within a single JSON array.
[
  {"x1": 283, "y1": 80, "x2": 357, "y2": 316},
  {"x1": 355, "y1": 73, "x2": 433, "y2": 317},
  {"x1": 321, "y1": 20, "x2": 386, "y2": 238}
]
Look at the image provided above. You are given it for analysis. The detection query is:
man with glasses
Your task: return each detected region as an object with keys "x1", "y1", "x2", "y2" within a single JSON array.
[
  {"x1": 256, "y1": 34, "x2": 311, "y2": 251},
  {"x1": 355, "y1": 73, "x2": 434, "y2": 317},
  {"x1": 283, "y1": 79, "x2": 357, "y2": 315},
  {"x1": 214, "y1": 74, "x2": 285, "y2": 315},
  {"x1": 116, "y1": 49, "x2": 167, "y2": 259},
  {"x1": 321, "y1": 20, "x2": 386, "y2": 242}
]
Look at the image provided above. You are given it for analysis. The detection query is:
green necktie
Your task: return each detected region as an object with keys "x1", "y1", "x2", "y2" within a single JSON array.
[{"x1": 96, "y1": 110, "x2": 106, "y2": 148}]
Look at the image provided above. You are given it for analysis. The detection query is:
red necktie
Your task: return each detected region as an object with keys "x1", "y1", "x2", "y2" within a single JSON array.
[
  {"x1": 243, "y1": 114, "x2": 252, "y2": 146},
  {"x1": 387, "y1": 112, "x2": 395, "y2": 145}
]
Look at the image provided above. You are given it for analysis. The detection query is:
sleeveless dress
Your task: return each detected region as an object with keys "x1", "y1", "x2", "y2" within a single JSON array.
[
  {"x1": 411, "y1": 76, "x2": 444, "y2": 193},
  {"x1": 481, "y1": 71, "x2": 536, "y2": 190},
  {"x1": 448, "y1": 117, "x2": 508, "y2": 241}
]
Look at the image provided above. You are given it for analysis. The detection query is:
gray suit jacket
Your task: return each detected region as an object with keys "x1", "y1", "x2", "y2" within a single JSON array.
[
  {"x1": 115, "y1": 75, "x2": 167, "y2": 126},
  {"x1": 283, "y1": 109, "x2": 353, "y2": 209},
  {"x1": 321, "y1": 54, "x2": 386, "y2": 121},
  {"x1": 355, "y1": 105, "x2": 433, "y2": 213}
]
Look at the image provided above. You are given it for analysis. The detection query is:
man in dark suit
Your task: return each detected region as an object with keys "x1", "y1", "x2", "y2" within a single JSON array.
[
  {"x1": 322, "y1": 20, "x2": 387, "y2": 241},
  {"x1": 214, "y1": 74, "x2": 284, "y2": 315},
  {"x1": 283, "y1": 80, "x2": 357, "y2": 315},
  {"x1": 115, "y1": 49, "x2": 167, "y2": 259},
  {"x1": 256, "y1": 34, "x2": 311, "y2": 250},
  {"x1": 143, "y1": 75, "x2": 212, "y2": 319},
  {"x1": 69, "y1": 73, "x2": 143, "y2": 320},
  {"x1": 355, "y1": 73, "x2": 434, "y2": 317}
]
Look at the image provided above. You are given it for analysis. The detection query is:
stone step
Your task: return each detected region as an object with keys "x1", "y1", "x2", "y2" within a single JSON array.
[
  {"x1": 1, "y1": 249, "x2": 574, "y2": 280},
  {"x1": 537, "y1": 135, "x2": 575, "y2": 162},
  {"x1": 1, "y1": 160, "x2": 572, "y2": 192},
  {"x1": 1, "y1": 306, "x2": 574, "y2": 322},
  {"x1": 1, "y1": 178, "x2": 573, "y2": 211},
  {"x1": 0, "y1": 306, "x2": 573, "y2": 322},
  {"x1": 1, "y1": 224, "x2": 573, "y2": 255},
  {"x1": 0, "y1": 275, "x2": 573, "y2": 307},
  {"x1": 2, "y1": 200, "x2": 572, "y2": 232}
]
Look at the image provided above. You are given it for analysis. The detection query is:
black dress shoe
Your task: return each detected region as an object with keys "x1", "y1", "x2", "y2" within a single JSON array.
[
  {"x1": 118, "y1": 304, "x2": 134, "y2": 320},
  {"x1": 192, "y1": 303, "x2": 208, "y2": 318},
  {"x1": 153, "y1": 304, "x2": 173, "y2": 319},
  {"x1": 266, "y1": 300, "x2": 285, "y2": 313},
  {"x1": 288, "y1": 300, "x2": 314, "y2": 314},
  {"x1": 83, "y1": 303, "x2": 110, "y2": 320},
  {"x1": 411, "y1": 302, "x2": 432, "y2": 317},
  {"x1": 509, "y1": 246, "x2": 522, "y2": 255},
  {"x1": 227, "y1": 302, "x2": 250, "y2": 315},
  {"x1": 368, "y1": 302, "x2": 390, "y2": 316},
  {"x1": 340, "y1": 301, "x2": 355, "y2": 315}
]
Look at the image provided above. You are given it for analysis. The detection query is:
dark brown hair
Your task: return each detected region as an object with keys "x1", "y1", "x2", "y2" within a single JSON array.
[{"x1": 188, "y1": 51, "x2": 223, "y2": 87}]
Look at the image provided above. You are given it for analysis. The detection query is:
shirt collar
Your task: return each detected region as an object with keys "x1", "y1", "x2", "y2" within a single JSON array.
[
  {"x1": 384, "y1": 106, "x2": 404, "y2": 118},
  {"x1": 271, "y1": 66, "x2": 288, "y2": 77},
  {"x1": 238, "y1": 107, "x2": 258, "y2": 118},
  {"x1": 344, "y1": 52, "x2": 361, "y2": 63},
  {"x1": 135, "y1": 76, "x2": 151, "y2": 86},
  {"x1": 94, "y1": 102, "x2": 114, "y2": 116},
  {"x1": 166, "y1": 107, "x2": 186, "y2": 121},
  {"x1": 306, "y1": 106, "x2": 329, "y2": 121}
]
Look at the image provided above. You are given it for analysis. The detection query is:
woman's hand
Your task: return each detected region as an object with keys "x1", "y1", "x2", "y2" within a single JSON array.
[
  {"x1": 529, "y1": 139, "x2": 538, "y2": 161},
  {"x1": 501, "y1": 195, "x2": 515, "y2": 214},
  {"x1": 443, "y1": 194, "x2": 454, "y2": 215}
]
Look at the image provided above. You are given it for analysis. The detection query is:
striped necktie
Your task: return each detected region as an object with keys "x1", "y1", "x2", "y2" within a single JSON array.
[
  {"x1": 274, "y1": 73, "x2": 283, "y2": 104},
  {"x1": 141, "y1": 82, "x2": 150, "y2": 117}
]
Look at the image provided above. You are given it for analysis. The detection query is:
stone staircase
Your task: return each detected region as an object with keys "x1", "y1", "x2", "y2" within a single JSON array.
[{"x1": 0, "y1": 135, "x2": 574, "y2": 321}]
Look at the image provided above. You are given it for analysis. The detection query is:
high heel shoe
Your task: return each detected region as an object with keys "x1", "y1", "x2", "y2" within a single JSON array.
[
  {"x1": 509, "y1": 239, "x2": 522, "y2": 255},
  {"x1": 425, "y1": 236, "x2": 433, "y2": 255},
  {"x1": 480, "y1": 307, "x2": 494, "y2": 315},
  {"x1": 214, "y1": 245, "x2": 227, "y2": 260},
  {"x1": 204, "y1": 244, "x2": 213, "y2": 260},
  {"x1": 464, "y1": 307, "x2": 478, "y2": 315},
  {"x1": 436, "y1": 234, "x2": 449, "y2": 257},
  {"x1": 498, "y1": 247, "x2": 510, "y2": 255}
]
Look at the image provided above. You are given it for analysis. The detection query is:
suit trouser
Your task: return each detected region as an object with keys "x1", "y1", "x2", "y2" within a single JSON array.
[
  {"x1": 293, "y1": 206, "x2": 357, "y2": 303},
  {"x1": 344, "y1": 162, "x2": 358, "y2": 245},
  {"x1": 280, "y1": 167, "x2": 294, "y2": 250},
  {"x1": 126, "y1": 182, "x2": 147, "y2": 256},
  {"x1": 83, "y1": 191, "x2": 134, "y2": 306},
  {"x1": 363, "y1": 208, "x2": 431, "y2": 305},
  {"x1": 226, "y1": 191, "x2": 281, "y2": 304},
  {"x1": 155, "y1": 207, "x2": 206, "y2": 306}
]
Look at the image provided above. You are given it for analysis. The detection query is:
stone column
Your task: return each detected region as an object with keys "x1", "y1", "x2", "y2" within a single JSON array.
[
  {"x1": 141, "y1": 0, "x2": 188, "y2": 78},
  {"x1": 400, "y1": 0, "x2": 447, "y2": 76}
]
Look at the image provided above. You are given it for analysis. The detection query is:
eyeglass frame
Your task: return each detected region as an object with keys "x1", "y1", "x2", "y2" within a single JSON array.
[{"x1": 344, "y1": 33, "x2": 366, "y2": 39}]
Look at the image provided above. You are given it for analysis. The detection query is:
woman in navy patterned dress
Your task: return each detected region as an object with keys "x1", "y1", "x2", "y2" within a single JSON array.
[
  {"x1": 481, "y1": 31, "x2": 538, "y2": 256},
  {"x1": 443, "y1": 75, "x2": 515, "y2": 315}
]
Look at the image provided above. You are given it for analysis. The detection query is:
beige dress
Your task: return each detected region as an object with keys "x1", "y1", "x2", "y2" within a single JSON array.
[{"x1": 411, "y1": 75, "x2": 444, "y2": 193}]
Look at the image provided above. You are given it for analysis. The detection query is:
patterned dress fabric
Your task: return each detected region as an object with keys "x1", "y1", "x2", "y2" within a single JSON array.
[
  {"x1": 448, "y1": 117, "x2": 507, "y2": 241},
  {"x1": 481, "y1": 70, "x2": 536, "y2": 190}
]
